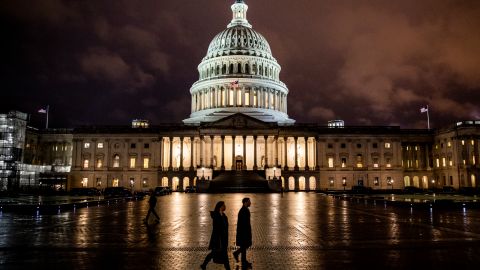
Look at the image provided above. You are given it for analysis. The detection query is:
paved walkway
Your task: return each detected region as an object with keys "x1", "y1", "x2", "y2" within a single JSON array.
[{"x1": 1, "y1": 193, "x2": 480, "y2": 269}]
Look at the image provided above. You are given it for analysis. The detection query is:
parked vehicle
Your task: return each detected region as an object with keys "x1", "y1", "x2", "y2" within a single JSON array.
[
  {"x1": 441, "y1": 186, "x2": 456, "y2": 194},
  {"x1": 403, "y1": 186, "x2": 423, "y2": 194},
  {"x1": 351, "y1": 185, "x2": 372, "y2": 194},
  {"x1": 70, "y1": 187, "x2": 102, "y2": 196},
  {"x1": 154, "y1": 186, "x2": 172, "y2": 196},
  {"x1": 103, "y1": 187, "x2": 133, "y2": 198},
  {"x1": 184, "y1": 186, "x2": 196, "y2": 193}
]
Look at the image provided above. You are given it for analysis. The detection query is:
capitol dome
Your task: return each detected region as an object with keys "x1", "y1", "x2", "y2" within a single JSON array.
[
  {"x1": 183, "y1": 0, "x2": 295, "y2": 125},
  {"x1": 204, "y1": 26, "x2": 274, "y2": 61}
]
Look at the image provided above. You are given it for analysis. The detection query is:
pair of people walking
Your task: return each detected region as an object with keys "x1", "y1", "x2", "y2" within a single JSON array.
[{"x1": 201, "y1": 198, "x2": 252, "y2": 270}]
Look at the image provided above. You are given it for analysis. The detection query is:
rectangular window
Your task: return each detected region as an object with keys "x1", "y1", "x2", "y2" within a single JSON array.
[
  {"x1": 144, "y1": 143, "x2": 150, "y2": 149},
  {"x1": 341, "y1": 157, "x2": 347, "y2": 168},
  {"x1": 341, "y1": 143, "x2": 346, "y2": 148},
  {"x1": 97, "y1": 143, "x2": 104, "y2": 149},
  {"x1": 142, "y1": 178, "x2": 149, "y2": 188},
  {"x1": 112, "y1": 178, "x2": 119, "y2": 187},
  {"x1": 442, "y1": 157, "x2": 446, "y2": 167},
  {"x1": 130, "y1": 157, "x2": 136, "y2": 168},
  {"x1": 374, "y1": 177, "x2": 379, "y2": 186},
  {"x1": 237, "y1": 89, "x2": 242, "y2": 106},
  {"x1": 373, "y1": 157, "x2": 379, "y2": 168},
  {"x1": 473, "y1": 155, "x2": 476, "y2": 165},
  {"x1": 373, "y1": 143, "x2": 378, "y2": 148},
  {"x1": 449, "y1": 176, "x2": 453, "y2": 186},
  {"x1": 245, "y1": 91, "x2": 250, "y2": 106},
  {"x1": 386, "y1": 158, "x2": 391, "y2": 168},
  {"x1": 81, "y1": 177, "x2": 88, "y2": 187},
  {"x1": 356, "y1": 154, "x2": 363, "y2": 168},
  {"x1": 462, "y1": 140, "x2": 465, "y2": 145},
  {"x1": 84, "y1": 143, "x2": 90, "y2": 149},
  {"x1": 447, "y1": 141, "x2": 452, "y2": 147},
  {"x1": 328, "y1": 157, "x2": 334, "y2": 168},
  {"x1": 253, "y1": 92, "x2": 257, "y2": 106},
  {"x1": 143, "y1": 158, "x2": 150, "y2": 169},
  {"x1": 385, "y1": 142, "x2": 391, "y2": 149},
  {"x1": 83, "y1": 159, "x2": 89, "y2": 168},
  {"x1": 229, "y1": 89, "x2": 234, "y2": 105},
  {"x1": 131, "y1": 143, "x2": 136, "y2": 149},
  {"x1": 96, "y1": 178, "x2": 102, "y2": 187},
  {"x1": 449, "y1": 158, "x2": 453, "y2": 166},
  {"x1": 96, "y1": 158, "x2": 102, "y2": 168},
  {"x1": 472, "y1": 140, "x2": 475, "y2": 146},
  {"x1": 327, "y1": 143, "x2": 333, "y2": 149},
  {"x1": 329, "y1": 177, "x2": 334, "y2": 187},
  {"x1": 436, "y1": 158, "x2": 440, "y2": 168}
]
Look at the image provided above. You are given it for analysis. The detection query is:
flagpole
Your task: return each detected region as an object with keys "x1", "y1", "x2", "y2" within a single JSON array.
[
  {"x1": 426, "y1": 105, "x2": 430, "y2": 129},
  {"x1": 46, "y1": 105, "x2": 49, "y2": 129}
]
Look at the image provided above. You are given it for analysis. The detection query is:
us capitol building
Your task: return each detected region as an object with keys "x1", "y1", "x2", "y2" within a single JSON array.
[{"x1": 2, "y1": 0, "x2": 479, "y2": 193}]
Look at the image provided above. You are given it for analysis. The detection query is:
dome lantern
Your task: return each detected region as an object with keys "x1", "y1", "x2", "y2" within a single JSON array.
[{"x1": 228, "y1": 0, "x2": 252, "y2": 28}]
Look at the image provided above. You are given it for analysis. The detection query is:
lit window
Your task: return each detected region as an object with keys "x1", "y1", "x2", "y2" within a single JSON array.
[
  {"x1": 341, "y1": 157, "x2": 347, "y2": 168},
  {"x1": 473, "y1": 156, "x2": 476, "y2": 165},
  {"x1": 245, "y1": 91, "x2": 250, "y2": 106},
  {"x1": 415, "y1": 146, "x2": 418, "y2": 151},
  {"x1": 385, "y1": 143, "x2": 391, "y2": 149},
  {"x1": 96, "y1": 158, "x2": 103, "y2": 168},
  {"x1": 442, "y1": 158, "x2": 446, "y2": 167},
  {"x1": 81, "y1": 178, "x2": 88, "y2": 187},
  {"x1": 472, "y1": 140, "x2": 475, "y2": 146},
  {"x1": 436, "y1": 158, "x2": 440, "y2": 168},
  {"x1": 356, "y1": 154, "x2": 363, "y2": 168},
  {"x1": 328, "y1": 157, "x2": 334, "y2": 168},
  {"x1": 386, "y1": 158, "x2": 391, "y2": 168},
  {"x1": 84, "y1": 143, "x2": 90, "y2": 149},
  {"x1": 83, "y1": 159, "x2": 89, "y2": 168},
  {"x1": 374, "y1": 177, "x2": 379, "y2": 186},
  {"x1": 143, "y1": 158, "x2": 150, "y2": 169},
  {"x1": 373, "y1": 157, "x2": 379, "y2": 168},
  {"x1": 447, "y1": 141, "x2": 451, "y2": 147},
  {"x1": 449, "y1": 158, "x2": 453, "y2": 166},
  {"x1": 113, "y1": 155, "x2": 120, "y2": 168},
  {"x1": 97, "y1": 143, "x2": 103, "y2": 149},
  {"x1": 462, "y1": 140, "x2": 465, "y2": 145},
  {"x1": 112, "y1": 178, "x2": 119, "y2": 187},
  {"x1": 435, "y1": 144, "x2": 439, "y2": 149},
  {"x1": 130, "y1": 157, "x2": 136, "y2": 168}
]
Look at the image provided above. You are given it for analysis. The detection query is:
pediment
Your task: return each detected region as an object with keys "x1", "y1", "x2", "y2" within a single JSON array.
[{"x1": 202, "y1": 113, "x2": 276, "y2": 129}]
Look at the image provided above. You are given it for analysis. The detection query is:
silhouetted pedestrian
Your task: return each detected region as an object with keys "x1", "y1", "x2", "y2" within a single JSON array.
[
  {"x1": 144, "y1": 194, "x2": 160, "y2": 224},
  {"x1": 233, "y1": 198, "x2": 252, "y2": 268},
  {"x1": 201, "y1": 201, "x2": 230, "y2": 270}
]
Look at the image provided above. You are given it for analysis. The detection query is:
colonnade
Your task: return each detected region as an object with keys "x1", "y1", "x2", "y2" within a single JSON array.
[
  {"x1": 160, "y1": 136, "x2": 317, "y2": 171},
  {"x1": 192, "y1": 87, "x2": 287, "y2": 113}
]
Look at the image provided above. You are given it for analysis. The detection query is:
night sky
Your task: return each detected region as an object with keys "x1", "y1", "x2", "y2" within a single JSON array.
[{"x1": 1, "y1": 0, "x2": 479, "y2": 129}]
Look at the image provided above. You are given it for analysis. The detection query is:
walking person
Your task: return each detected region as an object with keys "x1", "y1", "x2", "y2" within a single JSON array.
[
  {"x1": 201, "y1": 201, "x2": 231, "y2": 270},
  {"x1": 233, "y1": 198, "x2": 252, "y2": 268},
  {"x1": 144, "y1": 193, "x2": 160, "y2": 224}
]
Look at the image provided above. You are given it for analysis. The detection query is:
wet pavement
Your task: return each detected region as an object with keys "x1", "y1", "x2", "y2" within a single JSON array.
[{"x1": 1, "y1": 193, "x2": 480, "y2": 269}]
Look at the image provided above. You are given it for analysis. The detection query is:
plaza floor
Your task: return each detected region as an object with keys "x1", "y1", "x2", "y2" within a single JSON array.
[{"x1": 1, "y1": 192, "x2": 480, "y2": 269}]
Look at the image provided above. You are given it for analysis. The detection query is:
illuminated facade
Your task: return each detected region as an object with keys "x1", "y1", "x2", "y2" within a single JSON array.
[
  {"x1": 67, "y1": 1, "x2": 479, "y2": 192},
  {"x1": 6, "y1": 1, "x2": 479, "y2": 193}
]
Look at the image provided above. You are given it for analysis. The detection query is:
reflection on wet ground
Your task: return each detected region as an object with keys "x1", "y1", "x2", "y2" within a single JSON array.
[{"x1": 1, "y1": 193, "x2": 480, "y2": 269}]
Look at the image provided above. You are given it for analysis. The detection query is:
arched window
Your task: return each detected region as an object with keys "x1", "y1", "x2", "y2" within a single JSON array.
[
  {"x1": 237, "y1": 63, "x2": 242, "y2": 74},
  {"x1": 222, "y1": 64, "x2": 226, "y2": 74},
  {"x1": 229, "y1": 64, "x2": 234, "y2": 74},
  {"x1": 113, "y1": 155, "x2": 120, "y2": 168},
  {"x1": 245, "y1": 64, "x2": 250, "y2": 74}
]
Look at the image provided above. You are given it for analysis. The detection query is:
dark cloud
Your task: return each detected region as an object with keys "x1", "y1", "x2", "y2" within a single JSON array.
[{"x1": 0, "y1": 0, "x2": 479, "y2": 129}]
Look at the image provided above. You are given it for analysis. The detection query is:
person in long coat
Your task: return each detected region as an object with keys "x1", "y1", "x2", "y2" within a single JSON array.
[
  {"x1": 233, "y1": 198, "x2": 252, "y2": 268},
  {"x1": 201, "y1": 201, "x2": 230, "y2": 270}
]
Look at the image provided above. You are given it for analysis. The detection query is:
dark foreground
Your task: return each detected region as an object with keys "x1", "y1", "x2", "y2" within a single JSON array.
[{"x1": 1, "y1": 193, "x2": 480, "y2": 270}]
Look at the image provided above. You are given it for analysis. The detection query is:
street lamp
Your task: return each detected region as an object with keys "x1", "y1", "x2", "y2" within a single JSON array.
[{"x1": 390, "y1": 179, "x2": 394, "y2": 190}]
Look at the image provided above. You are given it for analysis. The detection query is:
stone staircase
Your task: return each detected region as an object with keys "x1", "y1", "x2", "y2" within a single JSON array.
[{"x1": 206, "y1": 170, "x2": 272, "y2": 193}]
